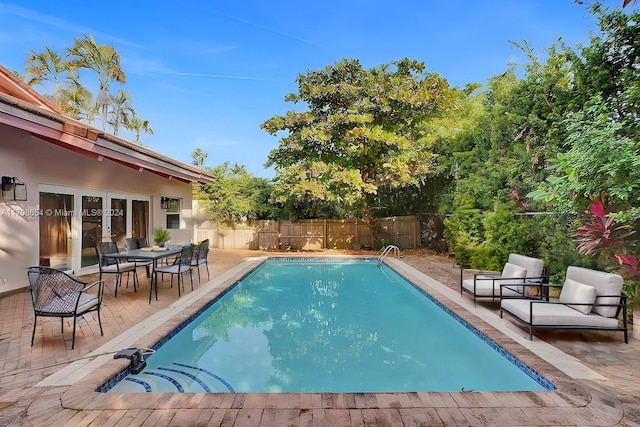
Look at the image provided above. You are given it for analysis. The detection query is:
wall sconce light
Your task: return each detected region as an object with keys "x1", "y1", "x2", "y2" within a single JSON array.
[
  {"x1": 160, "y1": 197, "x2": 170, "y2": 209},
  {"x1": 1, "y1": 176, "x2": 27, "y2": 201}
]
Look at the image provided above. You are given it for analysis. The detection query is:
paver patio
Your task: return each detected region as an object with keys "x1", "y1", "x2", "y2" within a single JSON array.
[{"x1": 1, "y1": 249, "x2": 638, "y2": 426}]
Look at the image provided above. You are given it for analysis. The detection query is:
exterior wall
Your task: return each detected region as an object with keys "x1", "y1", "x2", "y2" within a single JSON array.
[{"x1": 0, "y1": 125, "x2": 194, "y2": 293}]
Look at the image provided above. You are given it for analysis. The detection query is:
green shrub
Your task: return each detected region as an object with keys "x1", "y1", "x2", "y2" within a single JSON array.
[
  {"x1": 444, "y1": 208, "x2": 484, "y2": 266},
  {"x1": 469, "y1": 245, "x2": 503, "y2": 271}
]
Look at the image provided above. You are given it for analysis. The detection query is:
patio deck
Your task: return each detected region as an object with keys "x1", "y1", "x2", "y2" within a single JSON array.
[{"x1": 1, "y1": 249, "x2": 639, "y2": 426}]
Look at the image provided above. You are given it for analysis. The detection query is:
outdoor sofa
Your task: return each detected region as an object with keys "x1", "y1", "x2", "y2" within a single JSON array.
[
  {"x1": 500, "y1": 266, "x2": 628, "y2": 343},
  {"x1": 460, "y1": 253, "x2": 547, "y2": 305}
]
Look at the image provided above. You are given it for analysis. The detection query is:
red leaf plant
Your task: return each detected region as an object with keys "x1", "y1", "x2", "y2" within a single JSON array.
[
  {"x1": 611, "y1": 254, "x2": 640, "y2": 281},
  {"x1": 574, "y1": 200, "x2": 640, "y2": 279},
  {"x1": 573, "y1": 200, "x2": 635, "y2": 257}
]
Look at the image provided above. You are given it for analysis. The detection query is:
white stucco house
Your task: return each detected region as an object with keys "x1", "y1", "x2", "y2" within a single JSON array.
[{"x1": 0, "y1": 64, "x2": 215, "y2": 294}]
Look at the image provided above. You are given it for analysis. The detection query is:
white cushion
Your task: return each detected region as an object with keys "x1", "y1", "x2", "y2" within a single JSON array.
[
  {"x1": 566, "y1": 266, "x2": 624, "y2": 318},
  {"x1": 101, "y1": 262, "x2": 137, "y2": 273},
  {"x1": 501, "y1": 299, "x2": 619, "y2": 328},
  {"x1": 559, "y1": 279, "x2": 597, "y2": 315},
  {"x1": 507, "y1": 254, "x2": 544, "y2": 278},
  {"x1": 77, "y1": 293, "x2": 100, "y2": 313},
  {"x1": 500, "y1": 263, "x2": 527, "y2": 291}
]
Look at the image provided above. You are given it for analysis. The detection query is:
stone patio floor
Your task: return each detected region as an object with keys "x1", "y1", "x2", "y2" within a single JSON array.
[{"x1": 0, "y1": 248, "x2": 638, "y2": 426}]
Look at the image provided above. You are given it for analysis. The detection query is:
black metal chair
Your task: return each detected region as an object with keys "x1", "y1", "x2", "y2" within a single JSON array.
[
  {"x1": 125, "y1": 238, "x2": 152, "y2": 279},
  {"x1": 150, "y1": 244, "x2": 194, "y2": 302},
  {"x1": 28, "y1": 266, "x2": 104, "y2": 349},
  {"x1": 191, "y1": 239, "x2": 210, "y2": 284},
  {"x1": 95, "y1": 242, "x2": 138, "y2": 297}
]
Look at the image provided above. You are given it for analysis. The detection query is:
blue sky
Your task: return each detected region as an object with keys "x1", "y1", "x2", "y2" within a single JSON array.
[{"x1": 0, "y1": 1, "x2": 625, "y2": 178}]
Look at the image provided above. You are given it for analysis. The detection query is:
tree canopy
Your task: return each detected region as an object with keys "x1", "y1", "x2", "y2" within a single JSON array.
[{"x1": 261, "y1": 58, "x2": 455, "y2": 219}]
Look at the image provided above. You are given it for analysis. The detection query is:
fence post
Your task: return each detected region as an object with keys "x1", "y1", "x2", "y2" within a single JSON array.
[{"x1": 323, "y1": 219, "x2": 327, "y2": 249}]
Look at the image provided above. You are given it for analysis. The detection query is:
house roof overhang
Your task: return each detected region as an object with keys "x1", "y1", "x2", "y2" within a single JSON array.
[{"x1": 0, "y1": 65, "x2": 215, "y2": 185}]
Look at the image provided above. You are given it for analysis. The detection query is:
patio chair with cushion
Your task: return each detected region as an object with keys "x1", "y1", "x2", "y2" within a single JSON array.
[
  {"x1": 500, "y1": 266, "x2": 628, "y2": 343},
  {"x1": 96, "y1": 242, "x2": 138, "y2": 297},
  {"x1": 28, "y1": 266, "x2": 104, "y2": 349},
  {"x1": 191, "y1": 239, "x2": 210, "y2": 284},
  {"x1": 150, "y1": 244, "x2": 194, "y2": 302},
  {"x1": 460, "y1": 253, "x2": 547, "y2": 306}
]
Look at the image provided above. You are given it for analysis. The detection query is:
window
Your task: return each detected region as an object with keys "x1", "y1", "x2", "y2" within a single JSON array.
[{"x1": 166, "y1": 198, "x2": 180, "y2": 229}]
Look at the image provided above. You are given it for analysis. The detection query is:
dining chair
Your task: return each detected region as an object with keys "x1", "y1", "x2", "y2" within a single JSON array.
[
  {"x1": 28, "y1": 266, "x2": 104, "y2": 349},
  {"x1": 125, "y1": 237, "x2": 152, "y2": 279},
  {"x1": 191, "y1": 239, "x2": 210, "y2": 284},
  {"x1": 95, "y1": 242, "x2": 138, "y2": 297},
  {"x1": 150, "y1": 244, "x2": 194, "y2": 302}
]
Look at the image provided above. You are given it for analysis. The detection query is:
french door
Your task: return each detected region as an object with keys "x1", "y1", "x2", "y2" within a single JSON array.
[{"x1": 39, "y1": 185, "x2": 150, "y2": 274}]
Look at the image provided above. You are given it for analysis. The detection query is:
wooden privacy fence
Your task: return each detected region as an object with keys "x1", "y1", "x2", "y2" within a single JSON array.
[{"x1": 194, "y1": 216, "x2": 420, "y2": 251}]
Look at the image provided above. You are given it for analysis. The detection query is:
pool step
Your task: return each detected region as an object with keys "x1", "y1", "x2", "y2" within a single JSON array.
[{"x1": 120, "y1": 363, "x2": 235, "y2": 393}]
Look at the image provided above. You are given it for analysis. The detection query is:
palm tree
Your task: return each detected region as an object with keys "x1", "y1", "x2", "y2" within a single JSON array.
[
  {"x1": 23, "y1": 45, "x2": 74, "y2": 106},
  {"x1": 191, "y1": 148, "x2": 208, "y2": 167},
  {"x1": 107, "y1": 88, "x2": 134, "y2": 135},
  {"x1": 67, "y1": 33, "x2": 126, "y2": 130},
  {"x1": 58, "y1": 81, "x2": 98, "y2": 123},
  {"x1": 128, "y1": 116, "x2": 154, "y2": 144}
]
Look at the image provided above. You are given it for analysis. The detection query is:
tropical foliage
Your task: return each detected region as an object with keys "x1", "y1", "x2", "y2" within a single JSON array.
[
  {"x1": 261, "y1": 58, "x2": 454, "y2": 220},
  {"x1": 194, "y1": 161, "x2": 273, "y2": 225},
  {"x1": 18, "y1": 33, "x2": 153, "y2": 143}
]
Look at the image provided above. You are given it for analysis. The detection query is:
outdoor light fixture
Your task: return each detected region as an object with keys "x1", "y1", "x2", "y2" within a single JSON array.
[
  {"x1": 160, "y1": 196, "x2": 170, "y2": 209},
  {"x1": 1, "y1": 176, "x2": 27, "y2": 201}
]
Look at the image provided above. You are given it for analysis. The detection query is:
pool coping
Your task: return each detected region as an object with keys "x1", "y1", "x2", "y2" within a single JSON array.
[{"x1": 31, "y1": 255, "x2": 624, "y2": 423}]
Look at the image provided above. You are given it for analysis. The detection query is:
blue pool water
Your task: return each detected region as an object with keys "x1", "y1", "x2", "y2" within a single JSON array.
[{"x1": 103, "y1": 258, "x2": 554, "y2": 393}]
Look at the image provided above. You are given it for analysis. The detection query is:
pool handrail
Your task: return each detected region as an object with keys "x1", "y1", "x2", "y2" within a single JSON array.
[{"x1": 378, "y1": 245, "x2": 400, "y2": 266}]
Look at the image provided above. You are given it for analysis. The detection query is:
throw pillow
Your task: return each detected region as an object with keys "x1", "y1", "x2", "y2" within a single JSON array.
[{"x1": 559, "y1": 279, "x2": 597, "y2": 315}]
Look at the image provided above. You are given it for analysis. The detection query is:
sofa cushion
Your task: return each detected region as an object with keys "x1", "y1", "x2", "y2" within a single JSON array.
[
  {"x1": 501, "y1": 299, "x2": 619, "y2": 328},
  {"x1": 500, "y1": 262, "x2": 527, "y2": 291},
  {"x1": 559, "y1": 279, "x2": 597, "y2": 315},
  {"x1": 507, "y1": 254, "x2": 544, "y2": 278},
  {"x1": 566, "y1": 266, "x2": 624, "y2": 318}
]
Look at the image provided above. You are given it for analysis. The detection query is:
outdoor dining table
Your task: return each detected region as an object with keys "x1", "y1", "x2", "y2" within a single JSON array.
[{"x1": 102, "y1": 246, "x2": 182, "y2": 295}]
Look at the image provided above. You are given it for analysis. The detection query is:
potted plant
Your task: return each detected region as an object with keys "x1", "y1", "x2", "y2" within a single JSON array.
[
  {"x1": 352, "y1": 240, "x2": 361, "y2": 250},
  {"x1": 153, "y1": 226, "x2": 171, "y2": 247}
]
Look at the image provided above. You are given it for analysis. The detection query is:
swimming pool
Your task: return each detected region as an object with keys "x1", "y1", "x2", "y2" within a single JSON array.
[{"x1": 101, "y1": 258, "x2": 554, "y2": 393}]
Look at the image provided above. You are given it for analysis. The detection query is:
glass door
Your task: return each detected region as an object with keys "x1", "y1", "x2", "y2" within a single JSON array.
[
  {"x1": 39, "y1": 192, "x2": 74, "y2": 271},
  {"x1": 40, "y1": 186, "x2": 151, "y2": 273},
  {"x1": 109, "y1": 197, "x2": 127, "y2": 250},
  {"x1": 81, "y1": 195, "x2": 103, "y2": 268},
  {"x1": 132, "y1": 200, "x2": 150, "y2": 242}
]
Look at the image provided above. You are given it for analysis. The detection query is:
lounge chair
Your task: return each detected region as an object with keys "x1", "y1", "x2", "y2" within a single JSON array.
[
  {"x1": 460, "y1": 253, "x2": 546, "y2": 305},
  {"x1": 500, "y1": 266, "x2": 628, "y2": 343},
  {"x1": 28, "y1": 266, "x2": 104, "y2": 349}
]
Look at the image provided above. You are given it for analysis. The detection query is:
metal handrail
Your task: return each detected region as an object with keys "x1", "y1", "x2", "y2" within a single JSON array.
[{"x1": 377, "y1": 245, "x2": 400, "y2": 266}]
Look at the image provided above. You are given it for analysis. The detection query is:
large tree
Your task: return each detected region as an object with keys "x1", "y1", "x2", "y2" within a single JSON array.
[{"x1": 261, "y1": 58, "x2": 454, "y2": 219}]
